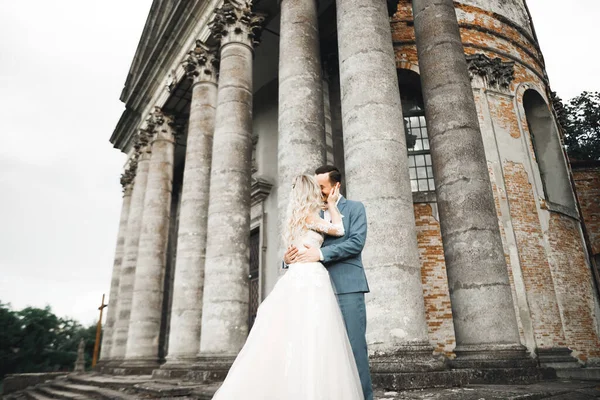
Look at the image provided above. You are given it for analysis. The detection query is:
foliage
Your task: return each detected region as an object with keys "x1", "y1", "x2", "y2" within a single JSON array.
[
  {"x1": 553, "y1": 91, "x2": 600, "y2": 161},
  {"x1": 0, "y1": 302, "x2": 98, "y2": 381}
]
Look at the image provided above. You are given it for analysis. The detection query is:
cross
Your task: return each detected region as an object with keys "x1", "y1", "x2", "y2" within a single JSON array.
[{"x1": 92, "y1": 294, "x2": 108, "y2": 368}]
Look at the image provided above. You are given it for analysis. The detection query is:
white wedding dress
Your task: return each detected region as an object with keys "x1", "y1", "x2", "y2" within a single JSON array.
[{"x1": 212, "y1": 224, "x2": 364, "y2": 400}]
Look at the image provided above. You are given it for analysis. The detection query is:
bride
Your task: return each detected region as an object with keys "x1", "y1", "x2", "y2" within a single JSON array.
[{"x1": 211, "y1": 174, "x2": 364, "y2": 400}]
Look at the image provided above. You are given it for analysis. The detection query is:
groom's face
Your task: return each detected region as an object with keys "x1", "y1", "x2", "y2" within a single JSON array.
[{"x1": 316, "y1": 173, "x2": 334, "y2": 202}]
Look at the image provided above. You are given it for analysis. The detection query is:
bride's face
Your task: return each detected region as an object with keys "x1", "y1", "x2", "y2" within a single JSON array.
[{"x1": 315, "y1": 173, "x2": 333, "y2": 202}]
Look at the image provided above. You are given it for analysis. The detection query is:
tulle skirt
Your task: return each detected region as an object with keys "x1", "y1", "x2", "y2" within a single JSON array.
[{"x1": 212, "y1": 262, "x2": 364, "y2": 400}]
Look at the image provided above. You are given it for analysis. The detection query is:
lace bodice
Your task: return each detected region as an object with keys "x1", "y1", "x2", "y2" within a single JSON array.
[
  {"x1": 291, "y1": 229, "x2": 325, "y2": 252},
  {"x1": 291, "y1": 219, "x2": 344, "y2": 252}
]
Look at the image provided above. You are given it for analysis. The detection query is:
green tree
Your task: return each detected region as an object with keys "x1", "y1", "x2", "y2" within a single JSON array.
[
  {"x1": 0, "y1": 303, "x2": 22, "y2": 378},
  {"x1": 554, "y1": 91, "x2": 600, "y2": 161},
  {"x1": 0, "y1": 302, "x2": 99, "y2": 380},
  {"x1": 14, "y1": 306, "x2": 61, "y2": 373}
]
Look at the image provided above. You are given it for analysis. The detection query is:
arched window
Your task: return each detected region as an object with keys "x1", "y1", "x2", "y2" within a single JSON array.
[
  {"x1": 398, "y1": 69, "x2": 434, "y2": 192},
  {"x1": 523, "y1": 90, "x2": 575, "y2": 210}
]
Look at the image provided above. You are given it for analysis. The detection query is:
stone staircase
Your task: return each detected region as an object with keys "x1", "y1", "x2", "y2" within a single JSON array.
[
  {"x1": 2, "y1": 374, "x2": 220, "y2": 400},
  {"x1": 4, "y1": 371, "x2": 600, "y2": 399}
]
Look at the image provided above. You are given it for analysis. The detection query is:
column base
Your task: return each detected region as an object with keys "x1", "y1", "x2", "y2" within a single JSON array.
[
  {"x1": 151, "y1": 355, "x2": 237, "y2": 383},
  {"x1": 92, "y1": 359, "x2": 109, "y2": 372},
  {"x1": 451, "y1": 344, "x2": 537, "y2": 369},
  {"x1": 370, "y1": 345, "x2": 471, "y2": 390},
  {"x1": 151, "y1": 357, "x2": 198, "y2": 380},
  {"x1": 370, "y1": 345, "x2": 447, "y2": 373},
  {"x1": 94, "y1": 358, "x2": 125, "y2": 374},
  {"x1": 113, "y1": 358, "x2": 161, "y2": 375},
  {"x1": 373, "y1": 370, "x2": 471, "y2": 390},
  {"x1": 536, "y1": 347, "x2": 581, "y2": 369}
]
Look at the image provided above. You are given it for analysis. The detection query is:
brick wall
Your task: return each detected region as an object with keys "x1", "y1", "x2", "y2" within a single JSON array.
[
  {"x1": 391, "y1": 0, "x2": 600, "y2": 363},
  {"x1": 414, "y1": 203, "x2": 456, "y2": 356},
  {"x1": 572, "y1": 165, "x2": 600, "y2": 256},
  {"x1": 547, "y1": 213, "x2": 600, "y2": 362},
  {"x1": 503, "y1": 162, "x2": 566, "y2": 349}
]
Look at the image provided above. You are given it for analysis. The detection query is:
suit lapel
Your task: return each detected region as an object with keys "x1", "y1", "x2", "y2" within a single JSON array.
[{"x1": 338, "y1": 196, "x2": 348, "y2": 215}]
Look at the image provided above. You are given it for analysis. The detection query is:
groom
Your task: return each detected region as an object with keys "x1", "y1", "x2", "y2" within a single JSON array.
[{"x1": 284, "y1": 165, "x2": 373, "y2": 400}]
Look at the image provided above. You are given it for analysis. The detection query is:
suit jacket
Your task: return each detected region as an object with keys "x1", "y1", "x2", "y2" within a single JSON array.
[{"x1": 321, "y1": 196, "x2": 370, "y2": 294}]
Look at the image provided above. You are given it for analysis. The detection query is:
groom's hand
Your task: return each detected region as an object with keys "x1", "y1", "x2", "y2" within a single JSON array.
[
  {"x1": 294, "y1": 244, "x2": 321, "y2": 263},
  {"x1": 284, "y1": 245, "x2": 299, "y2": 264}
]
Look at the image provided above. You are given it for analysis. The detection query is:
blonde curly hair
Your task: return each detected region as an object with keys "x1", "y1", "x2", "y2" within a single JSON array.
[{"x1": 283, "y1": 174, "x2": 323, "y2": 247}]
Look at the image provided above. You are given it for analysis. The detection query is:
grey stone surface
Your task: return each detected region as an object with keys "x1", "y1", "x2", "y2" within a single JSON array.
[
  {"x1": 277, "y1": 0, "x2": 326, "y2": 245},
  {"x1": 6, "y1": 374, "x2": 600, "y2": 399},
  {"x1": 111, "y1": 142, "x2": 151, "y2": 360},
  {"x1": 164, "y1": 45, "x2": 219, "y2": 368},
  {"x1": 74, "y1": 339, "x2": 85, "y2": 373},
  {"x1": 412, "y1": 0, "x2": 525, "y2": 366},
  {"x1": 124, "y1": 108, "x2": 176, "y2": 367},
  {"x1": 199, "y1": 2, "x2": 263, "y2": 357},
  {"x1": 336, "y1": 0, "x2": 436, "y2": 370},
  {"x1": 373, "y1": 380, "x2": 600, "y2": 399},
  {"x1": 100, "y1": 185, "x2": 133, "y2": 361},
  {"x1": 49, "y1": 379, "x2": 138, "y2": 400},
  {"x1": 537, "y1": 348, "x2": 581, "y2": 369},
  {"x1": 557, "y1": 368, "x2": 600, "y2": 381}
]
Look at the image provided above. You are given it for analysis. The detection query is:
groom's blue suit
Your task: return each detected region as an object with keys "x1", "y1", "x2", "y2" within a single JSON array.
[{"x1": 320, "y1": 196, "x2": 372, "y2": 400}]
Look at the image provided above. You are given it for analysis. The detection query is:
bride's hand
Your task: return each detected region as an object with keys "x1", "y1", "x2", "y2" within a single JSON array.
[{"x1": 327, "y1": 184, "x2": 340, "y2": 205}]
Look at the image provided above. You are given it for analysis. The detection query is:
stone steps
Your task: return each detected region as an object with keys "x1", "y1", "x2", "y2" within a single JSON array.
[
  {"x1": 22, "y1": 389, "x2": 54, "y2": 400},
  {"x1": 65, "y1": 373, "x2": 152, "y2": 391},
  {"x1": 49, "y1": 379, "x2": 138, "y2": 400},
  {"x1": 35, "y1": 385, "x2": 88, "y2": 400},
  {"x1": 8, "y1": 373, "x2": 219, "y2": 399}
]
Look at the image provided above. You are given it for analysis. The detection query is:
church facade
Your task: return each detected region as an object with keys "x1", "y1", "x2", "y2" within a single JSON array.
[{"x1": 98, "y1": 0, "x2": 600, "y2": 386}]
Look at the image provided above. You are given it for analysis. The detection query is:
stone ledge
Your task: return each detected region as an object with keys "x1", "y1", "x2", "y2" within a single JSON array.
[
  {"x1": 101, "y1": 366, "x2": 157, "y2": 376},
  {"x1": 463, "y1": 367, "x2": 543, "y2": 385},
  {"x1": 556, "y1": 368, "x2": 600, "y2": 381},
  {"x1": 373, "y1": 370, "x2": 471, "y2": 390}
]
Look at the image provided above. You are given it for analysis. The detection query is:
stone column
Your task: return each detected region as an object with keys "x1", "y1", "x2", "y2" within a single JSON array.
[
  {"x1": 110, "y1": 132, "x2": 152, "y2": 361},
  {"x1": 278, "y1": 0, "x2": 326, "y2": 240},
  {"x1": 98, "y1": 169, "x2": 134, "y2": 363},
  {"x1": 412, "y1": 0, "x2": 531, "y2": 368},
  {"x1": 162, "y1": 43, "x2": 219, "y2": 369},
  {"x1": 198, "y1": 0, "x2": 265, "y2": 362},
  {"x1": 336, "y1": 0, "x2": 442, "y2": 374},
  {"x1": 123, "y1": 107, "x2": 176, "y2": 369}
]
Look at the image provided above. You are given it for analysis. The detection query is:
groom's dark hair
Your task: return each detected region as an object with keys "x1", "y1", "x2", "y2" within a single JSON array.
[{"x1": 315, "y1": 165, "x2": 342, "y2": 185}]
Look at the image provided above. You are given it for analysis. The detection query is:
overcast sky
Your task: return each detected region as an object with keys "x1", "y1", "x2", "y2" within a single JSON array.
[{"x1": 0, "y1": 0, "x2": 598, "y2": 326}]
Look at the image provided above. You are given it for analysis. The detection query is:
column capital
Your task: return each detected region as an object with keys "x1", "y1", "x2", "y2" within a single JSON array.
[
  {"x1": 209, "y1": 0, "x2": 266, "y2": 49},
  {"x1": 182, "y1": 40, "x2": 220, "y2": 85},
  {"x1": 147, "y1": 107, "x2": 177, "y2": 142},
  {"x1": 120, "y1": 160, "x2": 136, "y2": 194},
  {"x1": 466, "y1": 53, "x2": 515, "y2": 91},
  {"x1": 133, "y1": 128, "x2": 152, "y2": 154}
]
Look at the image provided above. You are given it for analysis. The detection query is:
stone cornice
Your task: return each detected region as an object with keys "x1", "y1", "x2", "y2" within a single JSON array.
[
  {"x1": 209, "y1": 0, "x2": 267, "y2": 48},
  {"x1": 110, "y1": 0, "x2": 218, "y2": 152},
  {"x1": 251, "y1": 176, "x2": 274, "y2": 206}
]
